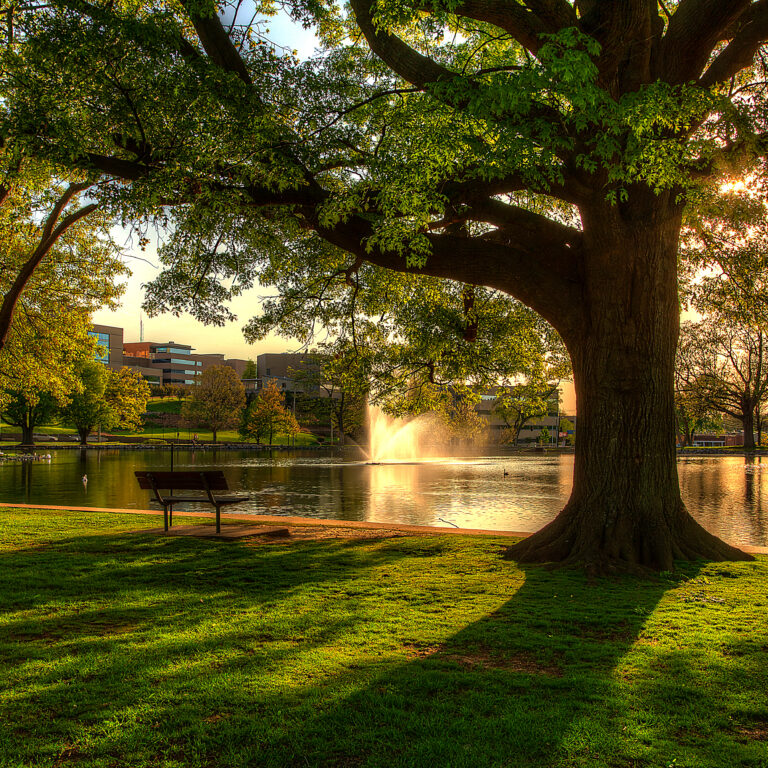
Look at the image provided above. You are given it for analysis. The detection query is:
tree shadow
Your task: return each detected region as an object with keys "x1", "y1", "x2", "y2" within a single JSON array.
[{"x1": 1, "y1": 529, "x2": 762, "y2": 767}]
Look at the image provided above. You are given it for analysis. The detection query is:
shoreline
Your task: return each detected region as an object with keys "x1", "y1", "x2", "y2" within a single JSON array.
[{"x1": 2, "y1": 501, "x2": 766, "y2": 554}]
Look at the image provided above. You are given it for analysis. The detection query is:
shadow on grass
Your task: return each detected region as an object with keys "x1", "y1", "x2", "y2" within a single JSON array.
[{"x1": 0, "y1": 528, "x2": 764, "y2": 767}]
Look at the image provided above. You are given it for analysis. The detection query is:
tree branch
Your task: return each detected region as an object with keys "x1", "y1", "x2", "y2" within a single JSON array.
[
  {"x1": 179, "y1": 0, "x2": 252, "y2": 86},
  {"x1": 661, "y1": 0, "x2": 752, "y2": 84},
  {"x1": 700, "y1": 0, "x2": 768, "y2": 87},
  {"x1": 418, "y1": 0, "x2": 548, "y2": 53},
  {"x1": 308, "y1": 210, "x2": 583, "y2": 332},
  {"x1": 0, "y1": 186, "x2": 97, "y2": 351}
]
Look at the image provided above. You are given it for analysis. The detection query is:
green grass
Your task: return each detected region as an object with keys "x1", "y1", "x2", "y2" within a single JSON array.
[
  {"x1": 0, "y1": 508, "x2": 766, "y2": 768},
  {"x1": 107, "y1": 428, "x2": 319, "y2": 445}
]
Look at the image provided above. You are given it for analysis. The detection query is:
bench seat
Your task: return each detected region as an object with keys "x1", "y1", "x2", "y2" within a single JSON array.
[{"x1": 135, "y1": 470, "x2": 250, "y2": 533}]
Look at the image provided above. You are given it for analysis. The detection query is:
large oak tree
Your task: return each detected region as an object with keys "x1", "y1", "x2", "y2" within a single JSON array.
[{"x1": 7, "y1": 0, "x2": 768, "y2": 568}]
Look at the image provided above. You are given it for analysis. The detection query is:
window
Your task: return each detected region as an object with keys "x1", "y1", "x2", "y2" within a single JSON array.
[{"x1": 88, "y1": 331, "x2": 110, "y2": 364}]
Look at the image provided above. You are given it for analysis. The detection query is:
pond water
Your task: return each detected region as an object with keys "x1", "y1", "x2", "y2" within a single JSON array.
[{"x1": 1, "y1": 449, "x2": 766, "y2": 547}]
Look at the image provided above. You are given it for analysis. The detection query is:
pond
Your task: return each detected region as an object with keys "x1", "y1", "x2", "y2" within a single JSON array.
[{"x1": 0, "y1": 448, "x2": 766, "y2": 547}]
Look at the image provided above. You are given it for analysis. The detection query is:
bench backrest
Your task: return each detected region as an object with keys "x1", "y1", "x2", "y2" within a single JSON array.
[{"x1": 135, "y1": 470, "x2": 230, "y2": 491}]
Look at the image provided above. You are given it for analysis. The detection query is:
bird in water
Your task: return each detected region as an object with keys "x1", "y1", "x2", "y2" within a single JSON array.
[{"x1": 82, "y1": 474, "x2": 88, "y2": 485}]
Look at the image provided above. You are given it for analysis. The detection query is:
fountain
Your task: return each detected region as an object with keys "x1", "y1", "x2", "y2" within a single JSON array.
[{"x1": 366, "y1": 405, "x2": 443, "y2": 463}]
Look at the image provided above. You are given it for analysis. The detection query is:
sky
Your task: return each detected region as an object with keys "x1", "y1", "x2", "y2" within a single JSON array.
[
  {"x1": 92, "y1": 11, "x2": 320, "y2": 360},
  {"x1": 92, "y1": 231, "x2": 288, "y2": 360}
]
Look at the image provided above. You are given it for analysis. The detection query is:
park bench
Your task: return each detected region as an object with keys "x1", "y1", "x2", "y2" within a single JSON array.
[{"x1": 135, "y1": 470, "x2": 250, "y2": 534}]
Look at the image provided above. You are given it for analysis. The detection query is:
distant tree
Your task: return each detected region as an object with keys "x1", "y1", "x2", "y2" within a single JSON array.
[
  {"x1": 559, "y1": 418, "x2": 575, "y2": 447},
  {"x1": 168, "y1": 384, "x2": 188, "y2": 404},
  {"x1": 183, "y1": 365, "x2": 245, "y2": 443},
  {"x1": 289, "y1": 350, "x2": 366, "y2": 445},
  {"x1": 240, "y1": 381, "x2": 294, "y2": 445},
  {"x1": 105, "y1": 368, "x2": 151, "y2": 433},
  {"x1": 1, "y1": 390, "x2": 58, "y2": 446},
  {"x1": 674, "y1": 359, "x2": 723, "y2": 448},
  {"x1": 538, "y1": 428, "x2": 551, "y2": 446},
  {"x1": 495, "y1": 383, "x2": 560, "y2": 445},
  {"x1": 677, "y1": 318, "x2": 768, "y2": 451},
  {"x1": 58, "y1": 360, "x2": 110, "y2": 445},
  {"x1": 438, "y1": 391, "x2": 487, "y2": 444},
  {"x1": 278, "y1": 410, "x2": 301, "y2": 446},
  {"x1": 60, "y1": 363, "x2": 151, "y2": 444},
  {"x1": 242, "y1": 359, "x2": 258, "y2": 379}
]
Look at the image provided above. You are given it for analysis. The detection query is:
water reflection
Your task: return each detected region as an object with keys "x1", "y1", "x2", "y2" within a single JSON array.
[
  {"x1": 0, "y1": 450, "x2": 766, "y2": 546},
  {"x1": 678, "y1": 456, "x2": 768, "y2": 547}
]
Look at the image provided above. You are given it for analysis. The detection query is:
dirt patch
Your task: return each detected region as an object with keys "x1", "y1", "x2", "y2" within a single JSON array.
[
  {"x1": 403, "y1": 642, "x2": 562, "y2": 676},
  {"x1": 445, "y1": 649, "x2": 563, "y2": 676},
  {"x1": 737, "y1": 724, "x2": 768, "y2": 741},
  {"x1": 247, "y1": 525, "x2": 418, "y2": 544}
]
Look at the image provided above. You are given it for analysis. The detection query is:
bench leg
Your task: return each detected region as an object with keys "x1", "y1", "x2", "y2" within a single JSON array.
[
  {"x1": 169, "y1": 504, "x2": 173, "y2": 528},
  {"x1": 164, "y1": 504, "x2": 168, "y2": 532},
  {"x1": 216, "y1": 505, "x2": 221, "y2": 534}
]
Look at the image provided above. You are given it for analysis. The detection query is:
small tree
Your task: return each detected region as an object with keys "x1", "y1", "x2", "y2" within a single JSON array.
[
  {"x1": 678, "y1": 318, "x2": 768, "y2": 451},
  {"x1": 240, "y1": 381, "x2": 292, "y2": 445},
  {"x1": 437, "y1": 390, "x2": 487, "y2": 445},
  {"x1": 559, "y1": 418, "x2": 575, "y2": 447},
  {"x1": 60, "y1": 363, "x2": 151, "y2": 444},
  {"x1": 59, "y1": 360, "x2": 110, "y2": 444},
  {"x1": 105, "y1": 368, "x2": 151, "y2": 433},
  {"x1": 183, "y1": 365, "x2": 245, "y2": 443},
  {"x1": 495, "y1": 383, "x2": 560, "y2": 445},
  {"x1": 242, "y1": 359, "x2": 258, "y2": 379},
  {"x1": 1, "y1": 390, "x2": 58, "y2": 446}
]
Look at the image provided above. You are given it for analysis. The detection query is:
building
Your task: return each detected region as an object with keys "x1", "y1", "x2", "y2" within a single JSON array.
[
  {"x1": 88, "y1": 325, "x2": 257, "y2": 388},
  {"x1": 257, "y1": 353, "x2": 323, "y2": 394},
  {"x1": 123, "y1": 340, "x2": 208, "y2": 386},
  {"x1": 89, "y1": 324, "x2": 124, "y2": 370}
]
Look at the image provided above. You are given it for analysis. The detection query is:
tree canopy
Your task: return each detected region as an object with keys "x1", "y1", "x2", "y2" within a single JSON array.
[{"x1": 184, "y1": 365, "x2": 246, "y2": 442}]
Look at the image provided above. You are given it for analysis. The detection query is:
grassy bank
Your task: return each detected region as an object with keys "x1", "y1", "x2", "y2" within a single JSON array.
[{"x1": 0, "y1": 508, "x2": 766, "y2": 767}]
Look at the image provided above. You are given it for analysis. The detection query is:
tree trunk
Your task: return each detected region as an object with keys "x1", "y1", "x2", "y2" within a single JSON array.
[
  {"x1": 741, "y1": 408, "x2": 755, "y2": 451},
  {"x1": 78, "y1": 427, "x2": 90, "y2": 446},
  {"x1": 20, "y1": 422, "x2": 34, "y2": 446},
  {"x1": 212, "y1": 427, "x2": 217, "y2": 443},
  {"x1": 506, "y1": 193, "x2": 751, "y2": 571}
]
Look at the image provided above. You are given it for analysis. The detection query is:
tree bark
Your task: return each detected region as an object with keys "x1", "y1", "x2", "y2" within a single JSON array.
[
  {"x1": 78, "y1": 427, "x2": 90, "y2": 446},
  {"x1": 742, "y1": 403, "x2": 755, "y2": 450},
  {"x1": 505, "y1": 192, "x2": 752, "y2": 570},
  {"x1": 20, "y1": 417, "x2": 34, "y2": 447}
]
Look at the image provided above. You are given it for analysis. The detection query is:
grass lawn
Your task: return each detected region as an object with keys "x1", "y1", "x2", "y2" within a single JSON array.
[{"x1": 0, "y1": 508, "x2": 766, "y2": 768}]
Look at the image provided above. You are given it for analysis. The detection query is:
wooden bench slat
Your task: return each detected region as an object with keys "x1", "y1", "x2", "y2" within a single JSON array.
[{"x1": 135, "y1": 470, "x2": 230, "y2": 491}]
